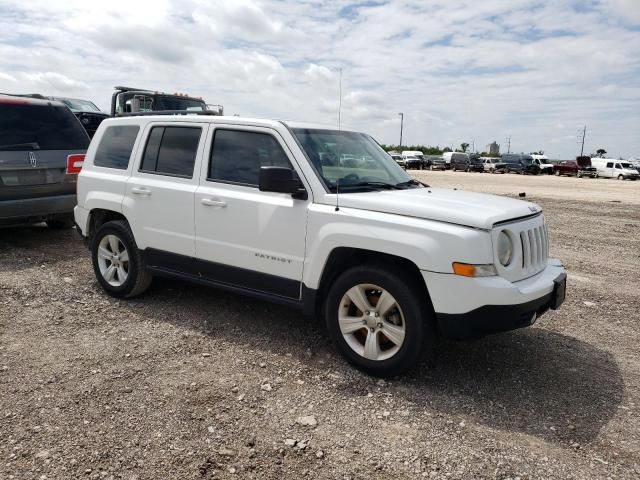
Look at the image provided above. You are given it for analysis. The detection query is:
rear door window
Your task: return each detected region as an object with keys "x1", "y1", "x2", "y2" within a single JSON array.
[
  {"x1": 94, "y1": 125, "x2": 140, "y2": 170},
  {"x1": 140, "y1": 126, "x2": 201, "y2": 178},
  {"x1": 0, "y1": 101, "x2": 89, "y2": 151},
  {"x1": 606, "y1": 162, "x2": 613, "y2": 168}
]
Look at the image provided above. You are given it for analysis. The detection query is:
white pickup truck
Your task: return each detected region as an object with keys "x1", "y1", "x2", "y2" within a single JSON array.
[{"x1": 74, "y1": 116, "x2": 567, "y2": 376}]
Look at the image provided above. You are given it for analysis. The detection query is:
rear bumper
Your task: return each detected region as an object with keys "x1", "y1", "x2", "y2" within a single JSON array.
[
  {"x1": 0, "y1": 194, "x2": 76, "y2": 222},
  {"x1": 423, "y1": 259, "x2": 566, "y2": 339},
  {"x1": 73, "y1": 205, "x2": 90, "y2": 236}
]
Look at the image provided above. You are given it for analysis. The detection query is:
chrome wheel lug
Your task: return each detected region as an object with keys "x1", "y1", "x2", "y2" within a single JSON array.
[
  {"x1": 369, "y1": 327, "x2": 375, "y2": 333},
  {"x1": 377, "y1": 322, "x2": 382, "y2": 329}
]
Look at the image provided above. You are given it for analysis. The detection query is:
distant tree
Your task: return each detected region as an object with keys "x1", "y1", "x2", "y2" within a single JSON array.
[
  {"x1": 443, "y1": 147, "x2": 452, "y2": 153},
  {"x1": 460, "y1": 142, "x2": 469, "y2": 153},
  {"x1": 596, "y1": 148, "x2": 607, "y2": 157}
]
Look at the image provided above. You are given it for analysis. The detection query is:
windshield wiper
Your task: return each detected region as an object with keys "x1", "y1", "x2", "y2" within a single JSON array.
[
  {"x1": 348, "y1": 181, "x2": 404, "y2": 190},
  {"x1": 396, "y1": 179, "x2": 429, "y2": 188},
  {"x1": 0, "y1": 142, "x2": 40, "y2": 150}
]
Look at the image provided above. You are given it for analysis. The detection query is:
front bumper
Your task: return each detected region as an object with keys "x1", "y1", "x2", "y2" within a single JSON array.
[{"x1": 423, "y1": 259, "x2": 566, "y2": 339}]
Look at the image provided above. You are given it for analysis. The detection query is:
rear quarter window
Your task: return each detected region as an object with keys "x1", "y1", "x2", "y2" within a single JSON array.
[{"x1": 94, "y1": 125, "x2": 140, "y2": 170}]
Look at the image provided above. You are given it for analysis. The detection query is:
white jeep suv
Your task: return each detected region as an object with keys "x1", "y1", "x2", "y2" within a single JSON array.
[{"x1": 75, "y1": 116, "x2": 567, "y2": 376}]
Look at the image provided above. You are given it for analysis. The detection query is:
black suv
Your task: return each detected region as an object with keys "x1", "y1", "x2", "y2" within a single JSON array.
[
  {"x1": 51, "y1": 97, "x2": 110, "y2": 138},
  {"x1": 0, "y1": 95, "x2": 89, "y2": 228},
  {"x1": 501, "y1": 154, "x2": 541, "y2": 175},
  {"x1": 467, "y1": 154, "x2": 485, "y2": 172},
  {"x1": 450, "y1": 154, "x2": 470, "y2": 171}
]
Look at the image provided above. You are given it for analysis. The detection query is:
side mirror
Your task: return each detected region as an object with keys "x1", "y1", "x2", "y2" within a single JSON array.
[{"x1": 259, "y1": 166, "x2": 307, "y2": 200}]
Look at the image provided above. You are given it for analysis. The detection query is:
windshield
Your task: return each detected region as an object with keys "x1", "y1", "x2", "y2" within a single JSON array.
[
  {"x1": 155, "y1": 96, "x2": 206, "y2": 111},
  {"x1": 292, "y1": 128, "x2": 414, "y2": 191},
  {"x1": 58, "y1": 98, "x2": 101, "y2": 112},
  {"x1": 620, "y1": 162, "x2": 633, "y2": 169}
]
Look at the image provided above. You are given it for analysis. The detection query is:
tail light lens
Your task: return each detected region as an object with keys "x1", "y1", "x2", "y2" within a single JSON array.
[{"x1": 66, "y1": 154, "x2": 85, "y2": 174}]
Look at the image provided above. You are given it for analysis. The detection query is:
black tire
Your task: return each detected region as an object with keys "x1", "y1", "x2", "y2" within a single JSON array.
[
  {"x1": 46, "y1": 214, "x2": 74, "y2": 230},
  {"x1": 618, "y1": 175, "x2": 624, "y2": 181},
  {"x1": 90, "y1": 220, "x2": 152, "y2": 298},
  {"x1": 325, "y1": 264, "x2": 435, "y2": 377}
]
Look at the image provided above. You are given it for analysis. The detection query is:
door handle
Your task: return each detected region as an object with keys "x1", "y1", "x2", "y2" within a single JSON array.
[
  {"x1": 201, "y1": 198, "x2": 227, "y2": 207},
  {"x1": 131, "y1": 187, "x2": 151, "y2": 195}
]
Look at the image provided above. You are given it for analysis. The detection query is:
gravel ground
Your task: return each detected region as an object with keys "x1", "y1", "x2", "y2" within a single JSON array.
[{"x1": 1, "y1": 172, "x2": 639, "y2": 479}]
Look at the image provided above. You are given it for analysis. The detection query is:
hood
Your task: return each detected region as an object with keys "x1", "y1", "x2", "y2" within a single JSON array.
[{"x1": 333, "y1": 187, "x2": 541, "y2": 230}]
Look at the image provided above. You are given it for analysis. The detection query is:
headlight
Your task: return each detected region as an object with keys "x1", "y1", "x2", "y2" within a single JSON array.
[{"x1": 497, "y1": 231, "x2": 513, "y2": 266}]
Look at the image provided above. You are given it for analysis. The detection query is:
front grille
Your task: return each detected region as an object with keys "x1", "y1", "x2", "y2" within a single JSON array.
[{"x1": 520, "y1": 224, "x2": 548, "y2": 275}]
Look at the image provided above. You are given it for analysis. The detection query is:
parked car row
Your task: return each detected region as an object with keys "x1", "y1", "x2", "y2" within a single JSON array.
[{"x1": 389, "y1": 150, "x2": 639, "y2": 180}]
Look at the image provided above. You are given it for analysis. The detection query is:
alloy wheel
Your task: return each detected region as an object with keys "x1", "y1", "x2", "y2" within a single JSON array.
[
  {"x1": 338, "y1": 284, "x2": 406, "y2": 361},
  {"x1": 97, "y1": 234, "x2": 130, "y2": 287}
]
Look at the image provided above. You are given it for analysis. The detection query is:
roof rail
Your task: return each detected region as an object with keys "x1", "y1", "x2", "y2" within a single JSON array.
[{"x1": 115, "y1": 110, "x2": 223, "y2": 117}]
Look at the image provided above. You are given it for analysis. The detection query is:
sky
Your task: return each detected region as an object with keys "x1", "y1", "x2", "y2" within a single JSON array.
[{"x1": 0, "y1": 0, "x2": 638, "y2": 159}]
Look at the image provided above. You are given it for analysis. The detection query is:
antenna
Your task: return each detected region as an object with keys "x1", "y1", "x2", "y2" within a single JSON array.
[
  {"x1": 335, "y1": 177, "x2": 340, "y2": 211},
  {"x1": 338, "y1": 68, "x2": 343, "y2": 130}
]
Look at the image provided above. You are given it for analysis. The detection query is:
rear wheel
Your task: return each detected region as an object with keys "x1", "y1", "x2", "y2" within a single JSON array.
[
  {"x1": 554, "y1": 170, "x2": 560, "y2": 176},
  {"x1": 325, "y1": 265, "x2": 434, "y2": 377},
  {"x1": 90, "y1": 220, "x2": 152, "y2": 298},
  {"x1": 46, "y1": 214, "x2": 74, "y2": 230}
]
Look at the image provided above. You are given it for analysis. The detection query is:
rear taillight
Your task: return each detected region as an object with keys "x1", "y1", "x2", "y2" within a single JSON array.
[{"x1": 66, "y1": 154, "x2": 85, "y2": 175}]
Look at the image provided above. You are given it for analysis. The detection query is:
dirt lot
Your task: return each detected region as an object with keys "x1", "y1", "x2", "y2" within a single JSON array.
[{"x1": 1, "y1": 172, "x2": 639, "y2": 479}]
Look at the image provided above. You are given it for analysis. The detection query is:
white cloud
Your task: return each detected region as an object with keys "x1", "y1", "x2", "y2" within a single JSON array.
[
  {"x1": 0, "y1": 0, "x2": 638, "y2": 158},
  {"x1": 23, "y1": 72, "x2": 89, "y2": 92}
]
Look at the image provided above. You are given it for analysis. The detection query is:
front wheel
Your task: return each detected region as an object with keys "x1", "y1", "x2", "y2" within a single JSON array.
[
  {"x1": 618, "y1": 174, "x2": 624, "y2": 180},
  {"x1": 325, "y1": 265, "x2": 434, "y2": 377},
  {"x1": 90, "y1": 220, "x2": 152, "y2": 298}
]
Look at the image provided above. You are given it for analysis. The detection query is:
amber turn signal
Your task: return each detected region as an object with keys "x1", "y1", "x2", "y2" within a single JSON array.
[
  {"x1": 452, "y1": 262, "x2": 497, "y2": 277},
  {"x1": 452, "y1": 262, "x2": 476, "y2": 277}
]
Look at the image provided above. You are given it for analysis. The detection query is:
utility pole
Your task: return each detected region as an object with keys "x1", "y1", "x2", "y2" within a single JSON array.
[
  {"x1": 506, "y1": 135, "x2": 511, "y2": 154},
  {"x1": 398, "y1": 112, "x2": 404, "y2": 147},
  {"x1": 472, "y1": 139, "x2": 475, "y2": 153},
  {"x1": 579, "y1": 125, "x2": 586, "y2": 157}
]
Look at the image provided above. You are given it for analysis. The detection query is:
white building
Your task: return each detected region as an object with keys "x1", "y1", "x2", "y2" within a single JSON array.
[{"x1": 486, "y1": 141, "x2": 500, "y2": 155}]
